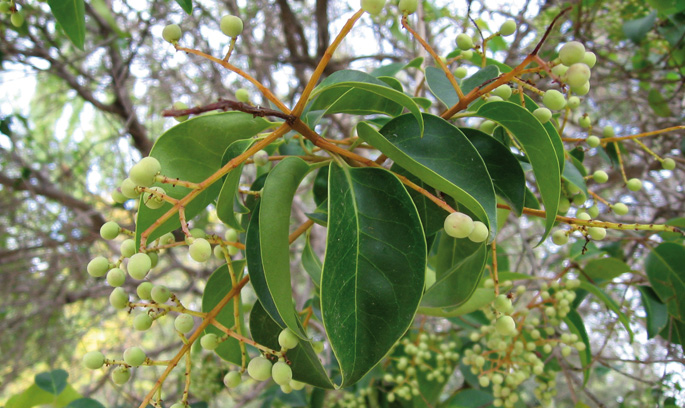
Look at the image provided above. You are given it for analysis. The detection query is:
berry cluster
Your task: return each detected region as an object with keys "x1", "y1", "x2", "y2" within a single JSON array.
[{"x1": 443, "y1": 211, "x2": 489, "y2": 243}]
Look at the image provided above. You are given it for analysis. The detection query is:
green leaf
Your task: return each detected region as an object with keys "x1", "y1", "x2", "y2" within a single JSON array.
[
  {"x1": 357, "y1": 114, "x2": 497, "y2": 236},
  {"x1": 460, "y1": 127, "x2": 526, "y2": 216},
  {"x1": 563, "y1": 159, "x2": 588, "y2": 197},
  {"x1": 135, "y1": 112, "x2": 272, "y2": 247},
  {"x1": 35, "y1": 369, "x2": 68, "y2": 395},
  {"x1": 66, "y1": 399, "x2": 105, "y2": 408},
  {"x1": 250, "y1": 157, "x2": 311, "y2": 338},
  {"x1": 422, "y1": 232, "x2": 487, "y2": 308},
  {"x1": 249, "y1": 301, "x2": 334, "y2": 388},
  {"x1": 321, "y1": 164, "x2": 426, "y2": 386},
  {"x1": 461, "y1": 65, "x2": 501, "y2": 96},
  {"x1": 301, "y1": 231, "x2": 322, "y2": 288},
  {"x1": 6, "y1": 384, "x2": 82, "y2": 408},
  {"x1": 419, "y1": 288, "x2": 495, "y2": 317},
  {"x1": 564, "y1": 309, "x2": 592, "y2": 385},
  {"x1": 48, "y1": 0, "x2": 86, "y2": 50},
  {"x1": 584, "y1": 257, "x2": 632, "y2": 281},
  {"x1": 391, "y1": 165, "x2": 450, "y2": 237},
  {"x1": 638, "y1": 286, "x2": 669, "y2": 339},
  {"x1": 201, "y1": 261, "x2": 247, "y2": 364},
  {"x1": 646, "y1": 242, "x2": 685, "y2": 321},
  {"x1": 371, "y1": 57, "x2": 423, "y2": 77},
  {"x1": 425, "y1": 67, "x2": 459, "y2": 107},
  {"x1": 648, "y1": 88, "x2": 673, "y2": 117},
  {"x1": 216, "y1": 139, "x2": 255, "y2": 231},
  {"x1": 445, "y1": 389, "x2": 495, "y2": 407},
  {"x1": 174, "y1": 0, "x2": 193, "y2": 14},
  {"x1": 622, "y1": 11, "x2": 657, "y2": 42},
  {"x1": 648, "y1": 0, "x2": 685, "y2": 14},
  {"x1": 477, "y1": 101, "x2": 562, "y2": 243},
  {"x1": 577, "y1": 281, "x2": 633, "y2": 340}
]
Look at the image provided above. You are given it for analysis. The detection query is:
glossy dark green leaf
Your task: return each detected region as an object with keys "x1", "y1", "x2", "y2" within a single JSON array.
[
  {"x1": 357, "y1": 114, "x2": 497, "y2": 236},
  {"x1": 321, "y1": 164, "x2": 425, "y2": 386},
  {"x1": 201, "y1": 261, "x2": 246, "y2": 364},
  {"x1": 313, "y1": 165, "x2": 329, "y2": 206},
  {"x1": 577, "y1": 281, "x2": 633, "y2": 340},
  {"x1": 584, "y1": 257, "x2": 631, "y2": 281},
  {"x1": 301, "y1": 231, "x2": 322, "y2": 287},
  {"x1": 34, "y1": 369, "x2": 68, "y2": 395},
  {"x1": 460, "y1": 127, "x2": 526, "y2": 216},
  {"x1": 461, "y1": 65, "x2": 500, "y2": 96},
  {"x1": 422, "y1": 232, "x2": 487, "y2": 308},
  {"x1": 564, "y1": 309, "x2": 591, "y2": 385},
  {"x1": 249, "y1": 301, "x2": 334, "y2": 388},
  {"x1": 371, "y1": 57, "x2": 423, "y2": 77},
  {"x1": 391, "y1": 165, "x2": 449, "y2": 237},
  {"x1": 563, "y1": 160, "x2": 588, "y2": 197},
  {"x1": 478, "y1": 101, "x2": 561, "y2": 243},
  {"x1": 48, "y1": 0, "x2": 85, "y2": 50},
  {"x1": 216, "y1": 139, "x2": 255, "y2": 231},
  {"x1": 646, "y1": 242, "x2": 685, "y2": 321},
  {"x1": 5, "y1": 384, "x2": 82, "y2": 408},
  {"x1": 66, "y1": 398, "x2": 105, "y2": 408},
  {"x1": 174, "y1": 0, "x2": 193, "y2": 13},
  {"x1": 135, "y1": 112, "x2": 271, "y2": 247},
  {"x1": 425, "y1": 67, "x2": 459, "y2": 107},
  {"x1": 515, "y1": 94, "x2": 565, "y2": 172},
  {"x1": 638, "y1": 285, "x2": 669, "y2": 338},
  {"x1": 445, "y1": 389, "x2": 494, "y2": 407}
]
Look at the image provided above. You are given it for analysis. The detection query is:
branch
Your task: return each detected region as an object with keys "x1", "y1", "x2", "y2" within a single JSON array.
[{"x1": 162, "y1": 99, "x2": 295, "y2": 123}]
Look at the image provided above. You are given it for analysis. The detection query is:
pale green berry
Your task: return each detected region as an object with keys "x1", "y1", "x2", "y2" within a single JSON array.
[
  {"x1": 106, "y1": 268, "x2": 126, "y2": 287},
  {"x1": 495, "y1": 316, "x2": 517, "y2": 336},
  {"x1": 454, "y1": 67, "x2": 468, "y2": 78},
  {"x1": 564, "y1": 63, "x2": 591, "y2": 88},
  {"x1": 100, "y1": 221, "x2": 120, "y2": 240},
  {"x1": 169, "y1": 404, "x2": 185, "y2": 408},
  {"x1": 533, "y1": 107, "x2": 552, "y2": 123},
  {"x1": 577, "y1": 212, "x2": 592, "y2": 221},
  {"x1": 10, "y1": 11, "x2": 24, "y2": 27},
  {"x1": 111, "y1": 188, "x2": 128, "y2": 203},
  {"x1": 588, "y1": 227, "x2": 606, "y2": 240},
  {"x1": 602, "y1": 125, "x2": 615, "y2": 137},
  {"x1": 189, "y1": 238, "x2": 212, "y2": 262},
  {"x1": 143, "y1": 186, "x2": 166, "y2": 209},
  {"x1": 593, "y1": 170, "x2": 608, "y2": 183},
  {"x1": 587, "y1": 136, "x2": 600, "y2": 148},
  {"x1": 551, "y1": 64, "x2": 568, "y2": 77},
  {"x1": 213, "y1": 245, "x2": 226, "y2": 260},
  {"x1": 479, "y1": 120, "x2": 496, "y2": 133},
  {"x1": 612, "y1": 202, "x2": 629, "y2": 215},
  {"x1": 462, "y1": 51, "x2": 473, "y2": 61},
  {"x1": 128, "y1": 253, "x2": 152, "y2": 280},
  {"x1": 87, "y1": 256, "x2": 110, "y2": 277},
  {"x1": 493, "y1": 84, "x2": 512, "y2": 100},
  {"x1": 571, "y1": 81, "x2": 590, "y2": 96},
  {"x1": 456, "y1": 33, "x2": 473, "y2": 51},
  {"x1": 444, "y1": 212, "x2": 474, "y2": 238},
  {"x1": 561, "y1": 346, "x2": 572, "y2": 357},
  {"x1": 235, "y1": 88, "x2": 250, "y2": 103},
  {"x1": 201, "y1": 333, "x2": 220, "y2": 350},
  {"x1": 247, "y1": 356, "x2": 272, "y2": 381},
  {"x1": 123, "y1": 347, "x2": 146, "y2": 367},
  {"x1": 499, "y1": 19, "x2": 516, "y2": 36},
  {"x1": 151, "y1": 285, "x2": 170, "y2": 304},
  {"x1": 148, "y1": 252, "x2": 158, "y2": 268},
  {"x1": 468, "y1": 221, "x2": 489, "y2": 243},
  {"x1": 225, "y1": 228, "x2": 239, "y2": 242},
  {"x1": 542, "y1": 90, "x2": 566, "y2": 111},
  {"x1": 111, "y1": 366, "x2": 131, "y2": 385},
  {"x1": 137, "y1": 282, "x2": 153, "y2": 300},
  {"x1": 290, "y1": 379, "x2": 306, "y2": 390},
  {"x1": 228, "y1": 245, "x2": 240, "y2": 256},
  {"x1": 189, "y1": 228, "x2": 206, "y2": 238},
  {"x1": 253, "y1": 150, "x2": 269, "y2": 166},
  {"x1": 579, "y1": 116, "x2": 592, "y2": 128},
  {"x1": 558, "y1": 41, "x2": 585, "y2": 66},
  {"x1": 398, "y1": 0, "x2": 418, "y2": 15},
  {"x1": 567, "y1": 96, "x2": 580, "y2": 109},
  {"x1": 162, "y1": 24, "x2": 182, "y2": 43},
  {"x1": 220, "y1": 15, "x2": 244, "y2": 37},
  {"x1": 109, "y1": 287, "x2": 129, "y2": 309},
  {"x1": 172, "y1": 101, "x2": 189, "y2": 122},
  {"x1": 313, "y1": 341, "x2": 324, "y2": 354},
  {"x1": 120, "y1": 238, "x2": 136, "y2": 258},
  {"x1": 278, "y1": 328, "x2": 299, "y2": 350},
  {"x1": 120, "y1": 178, "x2": 140, "y2": 199},
  {"x1": 587, "y1": 205, "x2": 600, "y2": 218},
  {"x1": 361, "y1": 0, "x2": 386, "y2": 15},
  {"x1": 479, "y1": 376, "x2": 490, "y2": 388},
  {"x1": 626, "y1": 178, "x2": 642, "y2": 191},
  {"x1": 280, "y1": 384, "x2": 293, "y2": 394},
  {"x1": 174, "y1": 314, "x2": 194, "y2": 334},
  {"x1": 133, "y1": 314, "x2": 153, "y2": 331},
  {"x1": 662, "y1": 158, "x2": 676, "y2": 170},
  {"x1": 224, "y1": 371, "x2": 242, "y2": 388},
  {"x1": 130, "y1": 157, "x2": 161, "y2": 187},
  {"x1": 582, "y1": 51, "x2": 596, "y2": 67},
  {"x1": 83, "y1": 351, "x2": 105, "y2": 370},
  {"x1": 493, "y1": 294, "x2": 512, "y2": 313},
  {"x1": 272, "y1": 361, "x2": 293, "y2": 385},
  {"x1": 551, "y1": 230, "x2": 568, "y2": 246}
]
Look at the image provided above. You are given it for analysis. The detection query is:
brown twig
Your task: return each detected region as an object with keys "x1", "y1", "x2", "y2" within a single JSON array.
[{"x1": 162, "y1": 98, "x2": 296, "y2": 123}]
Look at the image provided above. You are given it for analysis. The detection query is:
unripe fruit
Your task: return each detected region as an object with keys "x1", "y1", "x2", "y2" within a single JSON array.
[
  {"x1": 291, "y1": 379, "x2": 306, "y2": 390},
  {"x1": 398, "y1": 0, "x2": 418, "y2": 15},
  {"x1": 160, "y1": 232, "x2": 175, "y2": 245},
  {"x1": 247, "y1": 356, "x2": 273, "y2": 381},
  {"x1": 583, "y1": 51, "x2": 597, "y2": 67},
  {"x1": 564, "y1": 63, "x2": 590, "y2": 88},
  {"x1": 612, "y1": 202, "x2": 629, "y2": 215},
  {"x1": 111, "y1": 188, "x2": 127, "y2": 203},
  {"x1": 151, "y1": 285, "x2": 170, "y2": 303},
  {"x1": 123, "y1": 347, "x2": 146, "y2": 367},
  {"x1": 479, "y1": 376, "x2": 490, "y2": 388},
  {"x1": 493, "y1": 294, "x2": 512, "y2": 313},
  {"x1": 593, "y1": 170, "x2": 608, "y2": 183},
  {"x1": 558, "y1": 41, "x2": 585, "y2": 66},
  {"x1": 454, "y1": 67, "x2": 468, "y2": 78},
  {"x1": 361, "y1": 0, "x2": 386, "y2": 15},
  {"x1": 200, "y1": 333, "x2": 220, "y2": 350},
  {"x1": 444, "y1": 212, "x2": 474, "y2": 239},
  {"x1": 224, "y1": 371, "x2": 241, "y2": 388},
  {"x1": 100, "y1": 221, "x2": 120, "y2": 240},
  {"x1": 662, "y1": 158, "x2": 676, "y2": 170},
  {"x1": 492, "y1": 84, "x2": 512, "y2": 100},
  {"x1": 579, "y1": 116, "x2": 591, "y2": 128},
  {"x1": 468, "y1": 221, "x2": 489, "y2": 243},
  {"x1": 120, "y1": 239, "x2": 136, "y2": 257},
  {"x1": 148, "y1": 251, "x2": 158, "y2": 268},
  {"x1": 272, "y1": 361, "x2": 293, "y2": 385},
  {"x1": 586, "y1": 136, "x2": 600, "y2": 148},
  {"x1": 174, "y1": 314, "x2": 194, "y2": 334},
  {"x1": 106, "y1": 268, "x2": 126, "y2": 287},
  {"x1": 87, "y1": 256, "x2": 110, "y2": 277},
  {"x1": 567, "y1": 96, "x2": 580, "y2": 109},
  {"x1": 588, "y1": 227, "x2": 606, "y2": 240},
  {"x1": 10, "y1": 11, "x2": 24, "y2": 27},
  {"x1": 111, "y1": 366, "x2": 131, "y2": 385},
  {"x1": 137, "y1": 282, "x2": 153, "y2": 300},
  {"x1": 120, "y1": 178, "x2": 140, "y2": 198},
  {"x1": 626, "y1": 178, "x2": 642, "y2": 192},
  {"x1": 133, "y1": 314, "x2": 153, "y2": 331},
  {"x1": 587, "y1": 205, "x2": 600, "y2": 218},
  {"x1": 533, "y1": 107, "x2": 552, "y2": 123},
  {"x1": 253, "y1": 150, "x2": 269, "y2": 166},
  {"x1": 109, "y1": 287, "x2": 129, "y2": 309},
  {"x1": 479, "y1": 120, "x2": 496, "y2": 133},
  {"x1": 169, "y1": 404, "x2": 185, "y2": 408},
  {"x1": 130, "y1": 157, "x2": 161, "y2": 187},
  {"x1": 602, "y1": 125, "x2": 615, "y2": 138},
  {"x1": 83, "y1": 351, "x2": 105, "y2": 370},
  {"x1": 225, "y1": 228, "x2": 238, "y2": 242},
  {"x1": 235, "y1": 88, "x2": 250, "y2": 103},
  {"x1": 577, "y1": 212, "x2": 592, "y2": 221},
  {"x1": 571, "y1": 81, "x2": 590, "y2": 96},
  {"x1": 220, "y1": 15, "x2": 244, "y2": 37},
  {"x1": 189, "y1": 238, "x2": 212, "y2": 262},
  {"x1": 189, "y1": 228, "x2": 206, "y2": 238},
  {"x1": 143, "y1": 186, "x2": 166, "y2": 209},
  {"x1": 495, "y1": 316, "x2": 517, "y2": 336},
  {"x1": 162, "y1": 24, "x2": 182, "y2": 43},
  {"x1": 456, "y1": 33, "x2": 473, "y2": 51},
  {"x1": 542, "y1": 90, "x2": 566, "y2": 111},
  {"x1": 172, "y1": 101, "x2": 189, "y2": 122},
  {"x1": 551, "y1": 64, "x2": 569, "y2": 77},
  {"x1": 128, "y1": 253, "x2": 152, "y2": 279},
  {"x1": 313, "y1": 341, "x2": 324, "y2": 354},
  {"x1": 278, "y1": 328, "x2": 299, "y2": 350},
  {"x1": 499, "y1": 19, "x2": 516, "y2": 36}
]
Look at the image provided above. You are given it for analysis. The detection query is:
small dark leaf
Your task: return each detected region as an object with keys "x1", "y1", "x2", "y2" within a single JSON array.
[
  {"x1": 34, "y1": 369, "x2": 68, "y2": 395},
  {"x1": 174, "y1": 0, "x2": 193, "y2": 14}
]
